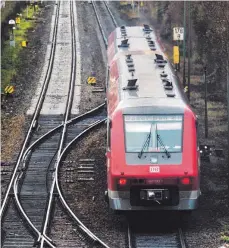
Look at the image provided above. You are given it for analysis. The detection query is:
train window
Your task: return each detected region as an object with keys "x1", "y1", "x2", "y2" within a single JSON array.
[
  {"x1": 196, "y1": 119, "x2": 199, "y2": 150},
  {"x1": 106, "y1": 66, "x2": 110, "y2": 90},
  {"x1": 124, "y1": 115, "x2": 183, "y2": 153},
  {"x1": 107, "y1": 119, "x2": 111, "y2": 150}
]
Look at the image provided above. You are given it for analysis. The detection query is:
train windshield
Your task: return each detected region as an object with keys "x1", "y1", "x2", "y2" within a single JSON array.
[{"x1": 124, "y1": 115, "x2": 183, "y2": 153}]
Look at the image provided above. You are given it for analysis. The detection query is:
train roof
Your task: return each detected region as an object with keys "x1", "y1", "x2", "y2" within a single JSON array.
[{"x1": 108, "y1": 26, "x2": 190, "y2": 114}]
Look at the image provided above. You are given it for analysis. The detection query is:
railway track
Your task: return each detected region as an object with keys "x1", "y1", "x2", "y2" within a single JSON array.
[
  {"x1": 1, "y1": 2, "x2": 61, "y2": 247},
  {"x1": 128, "y1": 224, "x2": 186, "y2": 248},
  {"x1": 2, "y1": 1, "x2": 96, "y2": 247},
  {"x1": 13, "y1": 102, "x2": 107, "y2": 248},
  {"x1": 92, "y1": 1, "x2": 118, "y2": 47},
  {"x1": 38, "y1": 0, "x2": 78, "y2": 244},
  {"x1": 1, "y1": 2, "x2": 60, "y2": 215},
  {"x1": 53, "y1": 115, "x2": 109, "y2": 247},
  {"x1": 1, "y1": 1, "x2": 110, "y2": 247}
]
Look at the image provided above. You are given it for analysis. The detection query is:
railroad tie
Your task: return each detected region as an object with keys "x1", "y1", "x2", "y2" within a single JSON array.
[{"x1": 77, "y1": 159, "x2": 95, "y2": 181}]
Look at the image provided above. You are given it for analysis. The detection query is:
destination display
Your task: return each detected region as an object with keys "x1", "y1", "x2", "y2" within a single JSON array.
[{"x1": 124, "y1": 115, "x2": 183, "y2": 122}]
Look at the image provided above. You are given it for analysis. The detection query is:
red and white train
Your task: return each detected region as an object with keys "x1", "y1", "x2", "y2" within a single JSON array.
[{"x1": 105, "y1": 25, "x2": 200, "y2": 211}]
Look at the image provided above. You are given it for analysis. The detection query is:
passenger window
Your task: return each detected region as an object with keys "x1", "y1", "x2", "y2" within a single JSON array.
[
  {"x1": 107, "y1": 119, "x2": 111, "y2": 150},
  {"x1": 106, "y1": 66, "x2": 110, "y2": 91},
  {"x1": 195, "y1": 118, "x2": 199, "y2": 150}
]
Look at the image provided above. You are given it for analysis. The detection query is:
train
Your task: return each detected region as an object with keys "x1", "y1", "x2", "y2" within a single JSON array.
[{"x1": 105, "y1": 25, "x2": 200, "y2": 212}]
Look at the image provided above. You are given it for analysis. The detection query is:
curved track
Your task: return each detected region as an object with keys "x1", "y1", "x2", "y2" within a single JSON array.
[
  {"x1": 54, "y1": 115, "x2": 109, "y2": 247},
  {"x1": 38, "y1": 1, "x2": 78, "y2": 246},
  {"x1": 1, "y1": 2, "x2": 61, "y2": 247},
  {"x1": 2, "y1": 1, "x2": 110, "y2": 247},
  {"x1": 1, "y1": 2, "x2": 60, "y2": 218},
  {"x1": 1, "y1": 1, "x2": 81, "y2": 247}
]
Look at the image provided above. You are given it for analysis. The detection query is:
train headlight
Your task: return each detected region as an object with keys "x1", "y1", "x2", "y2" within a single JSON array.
[
  {"x1": 180, "y1": 177, "x2": 191, "y2": 185},
  {"x1": 118, "y1": 178, "x2": 127, "y2": 186}
]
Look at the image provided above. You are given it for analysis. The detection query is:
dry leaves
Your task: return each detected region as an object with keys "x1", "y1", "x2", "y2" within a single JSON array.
[{"x1": 1, "y1": 114, "x2": 25, "y2": 162}]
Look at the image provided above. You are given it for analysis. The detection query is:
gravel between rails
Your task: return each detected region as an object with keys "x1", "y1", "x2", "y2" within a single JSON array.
[
  {"x1": 73, "y1": 1, "x2": 106, "y2": 115},
  {"x1": 27, "y1": 1, "x2": 76, "y2": 116},
  {"x1": 58, "y1": 126, "x2": 127, "y2": 248},
  {"x1": 50, "y1": 198, "x2": 100, "y2": 248}
]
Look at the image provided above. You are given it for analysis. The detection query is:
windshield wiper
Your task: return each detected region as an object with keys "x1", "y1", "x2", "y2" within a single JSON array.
[
  {"x1": 138, "y1": 125, "x2": 153, "y2": 159},
  {"x1": 156, "y1": 134, "x2": 171, "y2": 158}
]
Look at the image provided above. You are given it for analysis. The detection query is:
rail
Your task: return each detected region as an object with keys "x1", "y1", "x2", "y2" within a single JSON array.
[
  {"x1": 40, "y1": 2, "x2": 77, "y2": 246},
  {"x1": 13, "y1": 174, "x2": 56, "y2": 248},
  {"x1": 13, "y1": 102, "x2": 106, "y2": 247},
  {"x1": 92, "y1": 1, "x2": 108, "y2": 47},
  {"x1": 21, "y1": 103, "x2": 106, "y2": 169},
  {"x1": 104, "y1": 1, "x2": 118, "y2": 27},
  {"x1": 55, "y1": 118, "x2": 110, "y2": 248}
]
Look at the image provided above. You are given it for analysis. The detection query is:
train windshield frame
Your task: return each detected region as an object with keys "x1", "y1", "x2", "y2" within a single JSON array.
[{"x1": 124, "y1": 115, "x2": 183, "y2": 153}]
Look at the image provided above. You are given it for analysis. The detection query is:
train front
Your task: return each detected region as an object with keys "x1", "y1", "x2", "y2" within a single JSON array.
[{"x1": 106, "y1": 106, "x2": 200, "y2": 211}]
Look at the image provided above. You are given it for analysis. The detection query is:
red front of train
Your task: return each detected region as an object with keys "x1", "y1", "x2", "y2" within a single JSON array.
[{"x1": 106, "y1": 26, "x2": 201, "y2": 211}]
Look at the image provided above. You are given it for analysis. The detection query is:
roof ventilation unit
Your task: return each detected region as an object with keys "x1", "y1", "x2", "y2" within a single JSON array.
[
  {"x1": 121, "y1": 31, "x2": 127, "y2": 37},
  {"x1": 126, "y1": 54, "x2": 133, "y2": 63},
  {"x1": 123, "y1": 79, "x2": 138, "y2": 90},
  {"x1": 118, "y1": 39, "x2": 129, "y2": 48},
  {"x1": 143, "y1": 24, "x2": 152, "y2": 33},
  {"x1": 147, "y1": 40, "x2": 155, "y2": 45},
  {"x1": 163, "y1": 79, "x2": 173, "y2": 90},
  {"x1": 121, "y1": 32, "x2": 127, "y2": 37},
  {"x1": 154, "y1": 54, "x2": 167, "y2": 68},
  {"x1": 128, "y1": 66, "x2": 135, "y2": 73},
  {"x1": 125, "y1": 54, "x2": 135, "y2": 72},
  {"x1": 120, "y1": 26, "x2": 127, "y2": 37},
  {"x1": 166, "y1": 92, "x2": 175, "y2": 97},
  {"x1": 127, "y1": 63, "x2": 134, "y2": 68},
  {"x1": 148, "y1": 40, "x2": 156, "y2": 51},
  {"x1": 160, "y1": 71, "x2": 168, "y2": 78}
]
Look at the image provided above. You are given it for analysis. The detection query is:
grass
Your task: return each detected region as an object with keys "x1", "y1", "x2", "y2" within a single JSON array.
[
  {"x1": 1, "y1": 2, "x2": 17, "y2": 24},
  {"x1": 208, "y1": 109, "x2": 227, "y2": 119},
  {"x1": 207, "y1": 101, "x2": 226, "y2": 110},
  {"x1": 1, "y1": 4, "x2": 40, "y2": 93},
  {"x1": 1, "y1": 114, "x2": 25, "y2": 162},
  {"x1": 221, "y1": 225, "x2": 229, "y2": 244}
]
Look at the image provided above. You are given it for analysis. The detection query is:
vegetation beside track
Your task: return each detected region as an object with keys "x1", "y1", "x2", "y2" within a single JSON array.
[
  {"x1": 1, "y1": 3, "x2": 43, "y2": 163},
  {"x1": 145, "y1": 2, "x2": 229, "y2": 91},
  {"x1": 1, "y1": 115, "x2": 25, "y2": 162},
  {"x1": 1, "y1": 2, "x2": 19, "y2": 24},
  {"x1": 221, "y1": 225, "x2": 229, "y2": 244},
  {"x1": 1, "y1": 4, "x2": 40, "y2": 92}
]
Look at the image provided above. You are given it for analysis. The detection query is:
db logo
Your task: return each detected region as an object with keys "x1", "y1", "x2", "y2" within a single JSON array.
[{"x1": 149, "y1": 166, "x2": 160, "y2": 173}]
